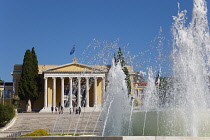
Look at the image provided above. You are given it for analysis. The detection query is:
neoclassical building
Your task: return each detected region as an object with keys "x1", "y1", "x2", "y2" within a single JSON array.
[{"x1": 11, "y1": 57, "x2": 135, "y2": 112}]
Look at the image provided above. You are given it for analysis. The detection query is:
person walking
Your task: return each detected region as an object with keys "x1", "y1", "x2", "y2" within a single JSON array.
[
  {"x1": 61, "y1": 106, "x2": 63, "y2": 114},
  {"x1": 78, "y1": 107, "x2": 81, "y2": 114},
  {"x1": 51, "y1": 106, "x2": 54, "y2": 113}
]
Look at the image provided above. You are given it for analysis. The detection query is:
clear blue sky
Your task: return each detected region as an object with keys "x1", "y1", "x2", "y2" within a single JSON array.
[{"x1": 0, "y1": 0, "x2": 208, "y2": 82}]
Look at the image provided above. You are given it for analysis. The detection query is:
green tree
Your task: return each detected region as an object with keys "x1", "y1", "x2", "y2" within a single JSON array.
[
  {"x1": 18, "y1": 48, "x2": 40, "y2": 111},
  {"x1": 117, "y1": 48, "x2": 125, "y2": 66},
  {"x1": 155, "y1": 72, "x2": 173, "y2": 106},
  {"x1": 116, "y1": 47, "x2": 131, "y2": 94},
  {"x1": 18, "y1": 49, "x2": 32, "y2": 103},
  {"x1": 133, "y1": 71, "x2": 145, "y2": 82},
  {"x1": 113, "y1": 53, "x2": 117, "y2": 64},
  {"x1": 0, "y1": 103, "x2": 15, "y2": 127},
  {"x1": 31, "y1": 47, "x2": 41, "y2": 102}
]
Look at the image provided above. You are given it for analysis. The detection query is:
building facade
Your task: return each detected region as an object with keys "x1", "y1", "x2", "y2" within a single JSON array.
[
  {"x1": 11, "y1": 57, "x2": 135, "y2": 112},
  {"x1": 0, "y1": 82, "x2": 14, "y2": 98},
  {"x1": 133, "y1": 82, "x2": 147, "y2": 104}
]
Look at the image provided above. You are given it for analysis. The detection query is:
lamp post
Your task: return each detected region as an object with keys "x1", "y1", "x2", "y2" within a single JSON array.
[{"x1": 0, "y1": 90, "x2": 2, "y2": 103}]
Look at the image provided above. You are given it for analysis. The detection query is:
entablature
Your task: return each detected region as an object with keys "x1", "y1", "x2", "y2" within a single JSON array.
[{"x1": 44, "y1": 71, "x2": 106, "y2": 78}]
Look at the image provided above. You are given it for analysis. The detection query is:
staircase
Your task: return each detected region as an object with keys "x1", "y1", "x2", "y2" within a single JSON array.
[
  {"x1": 6, "y1": 109, "x2": 102, "y2": 135},
  {"x1": 7, "y1": 113, "x2": 57, "y2": 132}
]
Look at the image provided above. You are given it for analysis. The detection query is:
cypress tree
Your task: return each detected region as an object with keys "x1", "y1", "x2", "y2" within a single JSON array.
[
  {"x1": 133, "y1": 71, "x2": 145, "y2": 82},
  {"x1": 116, "y1": 47, "x2": 131, "y2": 95},
  {"x1": 18, "y1": 49, "x2": 33, "y2": 103},
  {"x1": 18, "y1": 48, "x2": 40, "y2": 110},
  {"x1": 114, "y1": 53, "x2": 117, "y2": 64},
  {"x1": 117, "y1": 48, "x2": 125, "y2": 67},
  {"x1": 31, "y1": 47, "x2": 40, "y2": 103}
]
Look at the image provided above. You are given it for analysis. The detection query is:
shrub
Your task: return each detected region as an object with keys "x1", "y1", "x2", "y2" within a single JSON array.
[
  {"x1": 23, "y1": 129, "x2": 48, "y2": 136},
  {"x1": 0, "y1": 103, "x2": 15, "y2": 127}
]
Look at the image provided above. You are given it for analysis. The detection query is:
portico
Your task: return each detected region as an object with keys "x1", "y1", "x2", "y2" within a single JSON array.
[
  {"x1": 39, "y1": 58, "x2": 107, "y2": 112},
  {"x1": 42, "y1": 73, "x2": 106, "y2": 110}
]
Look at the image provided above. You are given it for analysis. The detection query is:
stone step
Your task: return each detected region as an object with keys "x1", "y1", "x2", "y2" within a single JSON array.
[{"x1": 7, "y1": 112, "x2": 102, "y2": 134}]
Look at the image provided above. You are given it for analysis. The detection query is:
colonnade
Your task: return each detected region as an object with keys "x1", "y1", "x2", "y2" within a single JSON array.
[{"x1": 43, "y1": 76, "x2": 106, "y2": 109}]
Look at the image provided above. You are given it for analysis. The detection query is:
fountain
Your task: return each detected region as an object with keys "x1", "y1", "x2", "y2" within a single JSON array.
[
  {"x1": 131, "y1": 0, "x2": 210, "y2": 137},
  {"x1": 101, "y1": 59, "x2": 131, "y2": 136}
]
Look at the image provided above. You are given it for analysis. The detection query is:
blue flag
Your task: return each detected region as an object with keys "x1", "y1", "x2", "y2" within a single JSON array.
[{"x1": 70, "y1": 45, "x2": 75, "y2": 55}]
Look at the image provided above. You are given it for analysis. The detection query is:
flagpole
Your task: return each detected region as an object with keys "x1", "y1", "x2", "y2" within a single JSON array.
[
  {"x1": 3, "y1": 82, "x2": 4, "y2": 105},
  {"x1": 74, "y1": 45, "x2": 76, "y2": 58}
]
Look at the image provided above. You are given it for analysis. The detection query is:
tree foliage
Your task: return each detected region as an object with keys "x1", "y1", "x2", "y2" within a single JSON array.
[
  {"x1": 155, "y1": 72, "x2": 173, "y2": 106},
  {"x1": 133, "y1": 71, "x2": 145, "y2": 82},
  {"x1": 18, "y1": 47, "x2": 40, "y2": 108},
  {"x1": 116, "y1": 47, "x2": 131, "y2": 94},
  {"x1": 0, "y1": 103, "x2": 15, "y2": 127}
]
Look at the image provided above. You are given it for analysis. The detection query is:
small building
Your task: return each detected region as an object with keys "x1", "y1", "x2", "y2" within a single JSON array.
[
  {"x1": 11, "y1": 57, "x2": 135, "y2": 112},
  {"x1": 0, "y1": 82, "x2": 14, "y2": 104},
  {"x1": 133, "y1": 82, "x2": 147, "y2": 104}
]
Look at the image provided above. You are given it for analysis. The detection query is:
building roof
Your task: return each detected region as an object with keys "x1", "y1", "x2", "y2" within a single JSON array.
[
  {"x1": 0, "y1": 82, "x2": 13, "y2": 86},
  {"x1": 12, "y1": 57, "x2": 135, "y2": 75},
  {"x1": 133, "y1": 82, "x2": 147, "y2": 86}
]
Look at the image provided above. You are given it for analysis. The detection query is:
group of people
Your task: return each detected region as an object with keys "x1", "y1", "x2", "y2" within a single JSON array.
[
  {"x1": 51, "y1": 106, "x2": 64, "y2": 114},
  {"x1": 51, "y1": 106, "x2": 81, "y2": 115},
  {"x1": 70, "y1": 106, "x2": 81, "y2": 114}
]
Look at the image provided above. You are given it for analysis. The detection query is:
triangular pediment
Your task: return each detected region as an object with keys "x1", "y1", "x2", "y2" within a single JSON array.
[{"x1": 43, "y1": 62, "x2": 106, "y2": 72}]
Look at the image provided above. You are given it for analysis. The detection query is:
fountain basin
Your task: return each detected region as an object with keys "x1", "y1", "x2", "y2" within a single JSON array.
[{"x1": 132, "y1": 109, "x2": 210, "y2": 137}]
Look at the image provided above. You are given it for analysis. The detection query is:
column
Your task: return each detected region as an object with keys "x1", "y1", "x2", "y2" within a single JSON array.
[
  {"x1": 52, "y1": 77, "x2": 56, "y2": 108},
  {"x1": 61, "y1": 77, "x2": 64, "y2": 107},
  {"x1": 102, "y1": 77, "x2": 105, "y2": 105},
  {"x1": 69, "y1": 77, "x2": 72, "y2": 108},
  {"x1": 77, "y1": 77, "x2": 81, "y2": 107},
  {"x1": 94, "y1": 77, "x2": 97, "y2": 106},
  {"x1": 44, "y1": 77, "x2": 48, "y2": 108},
  {"x1": 85, "y1": 77, "x2": 89, "y2": 107}
]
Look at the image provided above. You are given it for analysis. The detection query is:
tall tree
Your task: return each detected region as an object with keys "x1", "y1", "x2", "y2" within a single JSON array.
[
  {"x1": 116, "y1": 47, "x2": 131, "y2": 94},
  {"x1": 155, "y1": 73, "x2": 173, "y2": 106},
  {"x1": 117, "y1": 48, "x2": 125, "y2": 66},
  {"x1": 31, "y1": 47, "x2": 41, "y2": 103},
  {"x1": 18, "y1": 49, "x2": 32, "y2": 103},
  {"x1": 133, "y1": 71, "x2": 145, "y2": 82},
  {"x1": 114, "y1": 53, "x2": 117, "y2": 64},
  {"x1": 18, "y1": 48, "x2": 40, "y2": 111}
]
